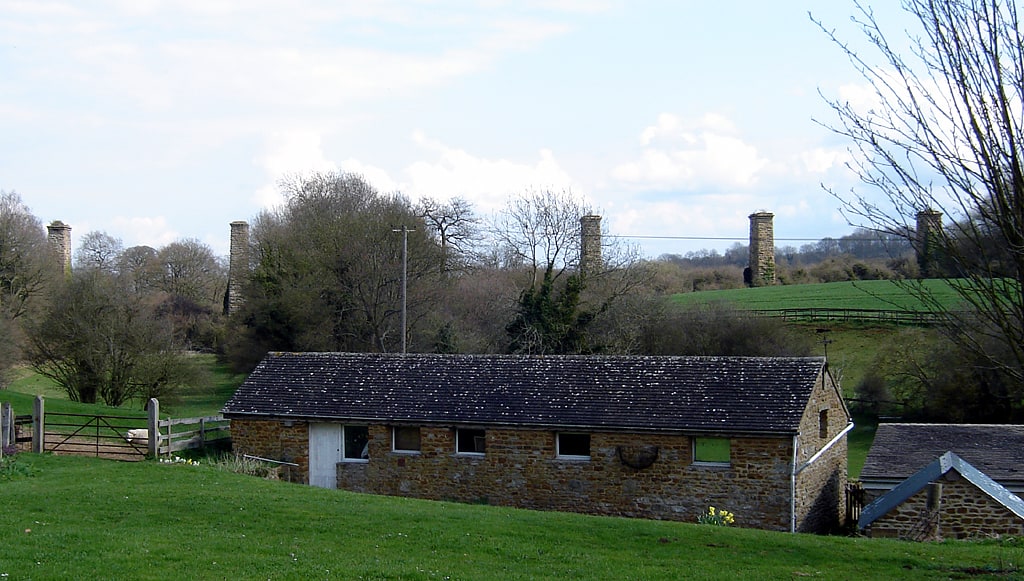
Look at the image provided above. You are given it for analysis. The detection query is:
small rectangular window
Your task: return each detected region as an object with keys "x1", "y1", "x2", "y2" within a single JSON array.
[
  {"x1": 557, "y1": 433, "x2": 591, "y2": 459},
  {"x1": 456, "y1": 428, "x2": 486, "y2": 454},
  {"x1": 694, "y1": 437, "x2": 730, "y2": 464},
  {"x1": 343, "y1": 425, "x2": 369, "y2": 461},
  {"x1": 819, "y1": 409, "x2": 829, "y2": 439},
  {"x1": 393, "y1": 426, "x2": 421, "y2": 452}
]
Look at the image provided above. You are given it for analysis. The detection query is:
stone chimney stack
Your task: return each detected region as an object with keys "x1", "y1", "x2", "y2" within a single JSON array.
[
  {"x1": 580, "y1": 214, "x2": 602, "y2": 276},
  {"x1": 915, "y1": 209, "x2": 943, "y2": 278},
  {"x1": 226, "y1": 221, "x2": 250, "y2": 315},
  {"x1": 47, "y1": 221, "x2": 72, "y2": 277},
  {"x1": 748, "y1": 211, "x2": 776, "y2": 286}
]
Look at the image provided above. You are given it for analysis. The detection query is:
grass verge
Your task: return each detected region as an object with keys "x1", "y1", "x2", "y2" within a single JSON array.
[{"x1": 0, "y1": 454, "x2": 1021, "y2": 580}]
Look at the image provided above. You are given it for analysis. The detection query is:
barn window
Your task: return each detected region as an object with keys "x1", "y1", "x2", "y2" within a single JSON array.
[
  {"x1": 393, "y1": 426, "x2": 421, "y2": 453},
  {"x1": 343, "y1": 425, "x2": 369, "y2": 461},
  {"x1": 693, "y1": 437, "x2": 730, "y2": 465},
  {"x1": 819, "y1": 409, "x2": 829, "y2": 439},
  {"x1": 456, "y1": 428, "x2": 486, "y2": 454},
  {"x1": 556, "y1": 433, "x2": 591, "y2": 459}
]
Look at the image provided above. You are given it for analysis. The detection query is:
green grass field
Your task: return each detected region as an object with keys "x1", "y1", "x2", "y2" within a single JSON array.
[
  {"x1": 670, "y1": 279, "x2": 968, "y2": 311},
  {"x1": 0, "y1": 454, "x2": 1020, "y2": 580}
]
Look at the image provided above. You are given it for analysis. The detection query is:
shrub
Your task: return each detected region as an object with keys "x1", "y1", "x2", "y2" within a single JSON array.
[{"x1": 207, "y1": 453, "x2": 281, "y2": 479}]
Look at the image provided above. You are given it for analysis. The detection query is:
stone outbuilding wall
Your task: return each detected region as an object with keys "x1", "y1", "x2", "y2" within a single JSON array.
[
  {"x1": 863, "y1": 473, "x2": 1024, "y2": 540},
  {"x1": 232, "y1": 394, "x2": 848, "y2": 534}
]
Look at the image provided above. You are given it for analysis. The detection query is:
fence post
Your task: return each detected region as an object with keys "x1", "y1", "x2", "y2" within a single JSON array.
[
  {"x1": 200, "y1": 417, "x2": 206, "y2": 450},
  {"x1": 1, "y1": 401, "x2": 11, "y2": 453},
  {"x1": 32, "y1": 396, "x2": 44, "y2": 454},
  {"x1": 147, "y1": 398, "x2": 159, "y2": 458}
]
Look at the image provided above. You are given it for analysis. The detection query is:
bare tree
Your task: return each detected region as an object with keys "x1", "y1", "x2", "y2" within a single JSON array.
[
  {"x1": 155, "y1": 239, "x2": 226, "y2": 307},
  {"x1": 75, "y1": 231, "x2": 123, "y2": 273},
  {"x1": 417, "y1": 196, "x2": 480, "y2": 273},
  {"x1": 0, "y1": 191, "x2": 55, "y2": 321},
  {"x1": 493, "y1": 188, "x2": 589, "y2": 286},
  {"x1": 816, "y1": 1, "x2": 1024, "y2": 393}
]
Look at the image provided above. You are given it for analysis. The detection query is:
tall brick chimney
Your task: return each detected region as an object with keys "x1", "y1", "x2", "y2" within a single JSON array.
[
  {"x1": 580, "y1": 214, "x2": 602, "y2": 276},
  {"x1": 47, "y1": 220, "x2": 72, "y2": 278},
  {"x1": 915, "y1": 209, "x2": 943, "y2": 278},
  {"x1": 226, "y1": 221, "x2": 249, "y2": 315},
  {"x1": 748, "y1": 211, "x2": 776, "y2": 286}
]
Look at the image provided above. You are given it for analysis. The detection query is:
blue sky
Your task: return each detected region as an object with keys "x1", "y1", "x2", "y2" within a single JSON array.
[{"x1": 0, "y1": 1, "x2": 915, "y2": 259}]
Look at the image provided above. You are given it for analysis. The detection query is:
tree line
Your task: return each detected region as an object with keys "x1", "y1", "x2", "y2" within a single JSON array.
[{"x1": 1, "y1": 1, "x2": 1021, "y2": 423}]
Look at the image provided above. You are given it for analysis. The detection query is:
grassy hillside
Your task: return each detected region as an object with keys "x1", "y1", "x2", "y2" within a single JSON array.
[
  {"x1": 670, "y1": 279, "x2": 967, "y2": 311},
  {"x1": 0, "y1": 454, "x2": 1020, "y2": 580},
  {"x1": 2, "y1": 354, "x2": 245, "y2": 419}
]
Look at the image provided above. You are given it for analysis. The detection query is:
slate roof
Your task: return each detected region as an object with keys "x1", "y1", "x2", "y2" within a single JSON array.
[
  {"x1": 860, "y1": 424, "x2": 1024, "y2": 485},
  {"x1": 222, "y1": 352, "x2": 829, "y2": 434},
  {"x1": 859, "y1": 451, "x2": 1024, "y2": 529}
]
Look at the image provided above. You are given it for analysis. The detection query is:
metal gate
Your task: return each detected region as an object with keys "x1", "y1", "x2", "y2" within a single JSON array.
[{"x1": 43, "y1": 412, "x2": 148, "y2": 460}]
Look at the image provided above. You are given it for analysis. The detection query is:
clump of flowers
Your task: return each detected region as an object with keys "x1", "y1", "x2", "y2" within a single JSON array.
[
  {"x1": 697, "y1": 506, "x2": 735, "y2": 526},
  {"x1": 160, "y1": 456, "x2": 200, "y2": 466}
]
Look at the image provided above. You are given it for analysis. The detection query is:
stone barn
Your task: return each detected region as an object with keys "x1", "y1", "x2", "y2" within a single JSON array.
[
  {"x1": 223, "y1": 353, "x2": 851, "y2": 533},
  {"x1": 858, "y1": 423, "x2": 1024, "y2": 539}
]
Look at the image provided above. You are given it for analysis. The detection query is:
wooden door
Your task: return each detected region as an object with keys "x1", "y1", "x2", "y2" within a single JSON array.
[{"x1": 309, "y1": 423, "x2": 342, "y2": 488}]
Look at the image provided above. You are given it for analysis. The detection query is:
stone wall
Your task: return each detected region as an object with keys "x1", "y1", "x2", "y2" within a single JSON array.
[
  {"x1": 359, "y1": 427, "x2": 797, "y2": 528},
  {"x1": 232, "y1": 418, "x2": 832, "y2": 531},
  {"x1": 865, "y1": 473, "x2": 1024, "y2": 539},
  {"x1": 230, "y1": 418, "x2": 310, "y2": 483},
  {"x1": 793, "y1": 370, "x2": 848, "y2": 533}
]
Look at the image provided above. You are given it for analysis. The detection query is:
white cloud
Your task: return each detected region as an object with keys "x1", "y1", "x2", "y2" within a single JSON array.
[
  {"x1": 252, "y1": 131, "x2": 338, "y2": 209},
  {"x1": 613, "y1": 114, "x2": 768, "y2": 190},
  {"x1": 111, "y1": 216, "x2": 179, "y2": 249},
  {"x1": 800, "y1": 147, "x2": 848, "y2": 174},
  {"x1": 400, "y1": 132, "x2": 578, "y2": 214}
]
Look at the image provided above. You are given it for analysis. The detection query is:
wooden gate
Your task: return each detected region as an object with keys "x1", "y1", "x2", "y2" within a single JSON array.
[{"x1": 41, "y1": 411, "x2": 148, "y2": 460}]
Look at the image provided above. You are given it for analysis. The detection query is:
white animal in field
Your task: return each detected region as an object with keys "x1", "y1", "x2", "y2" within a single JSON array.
[{"x1": 125, "y1": 428, "x2": 149, "y2": 445}]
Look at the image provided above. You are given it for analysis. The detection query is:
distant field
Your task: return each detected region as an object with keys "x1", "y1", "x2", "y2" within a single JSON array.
[{"x1": 670, "y1": 279, "x2": 968, "y2": 312}]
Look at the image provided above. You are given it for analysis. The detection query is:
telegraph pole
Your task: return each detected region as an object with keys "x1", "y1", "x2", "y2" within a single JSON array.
[{"x1": 393, "y1": 225, "x2": 412, "y2": 354}]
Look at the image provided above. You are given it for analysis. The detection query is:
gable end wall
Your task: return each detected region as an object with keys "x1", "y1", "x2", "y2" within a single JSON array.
[
  {"x1": 866, "y1": 472, "x2": 1024, "y2": 539},
  {"x1": 794, "y1": 370, "x2": 849, "y2": 533}
]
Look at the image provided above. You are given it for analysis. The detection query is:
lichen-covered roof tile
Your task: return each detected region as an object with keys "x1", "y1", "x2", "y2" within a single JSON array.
[{"x1": 221, "y1": 352, "x2": 827, "y2": 433}]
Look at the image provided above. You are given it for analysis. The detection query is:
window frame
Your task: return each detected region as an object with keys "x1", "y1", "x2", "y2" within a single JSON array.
[
  {"x1": 392, "y1": 426, "x2": 421, "y2": 454},
  {"x1": 818, "y1": 409, "x2": 829, "y2": 439},
  {"x1": 556, "y1": 432, "x2": 591, "y2": 460},
  {"x1": 693, "y1": 436, "x2": 731, "y2": 466},
  {"x1": 455, "y1": 428, "x2": 486, "y2": 455},
  {"x1": 341, "y1": 425, "x2": 369, "y2": 463}
]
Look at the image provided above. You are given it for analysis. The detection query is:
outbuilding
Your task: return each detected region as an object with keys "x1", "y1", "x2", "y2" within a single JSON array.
[{"x1": 223, "y1": 352, "x2": 851, "y2": 533}]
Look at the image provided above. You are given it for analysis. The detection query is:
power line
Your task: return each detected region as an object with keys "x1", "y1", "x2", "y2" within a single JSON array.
[{"x1": 604, "y1": 234, "x2": 898, "y2": 242}]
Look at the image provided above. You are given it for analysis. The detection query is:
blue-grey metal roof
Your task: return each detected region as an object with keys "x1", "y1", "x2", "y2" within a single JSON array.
[
  {"x1": 222, "y1": 352, "x2": 828, "y2": 434},
  {"x1": 858, "y1": 451, "x2": 1024, "y2": 529}
]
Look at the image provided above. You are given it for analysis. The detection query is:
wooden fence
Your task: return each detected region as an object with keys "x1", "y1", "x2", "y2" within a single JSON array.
[
  {"x1": 159, "y1": 414, "x2": 230, "y2": 456},
  {"x1": 752, "y1": 308, "x2": 945, "y2": 325},
  {"x1": 1, "y1": 397, "x2": 230, "y2": 461}
]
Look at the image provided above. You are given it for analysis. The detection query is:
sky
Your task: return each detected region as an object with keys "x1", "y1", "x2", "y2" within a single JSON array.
[{"x1": 0, "y1": 1, "x2": 916, "y2": 260}]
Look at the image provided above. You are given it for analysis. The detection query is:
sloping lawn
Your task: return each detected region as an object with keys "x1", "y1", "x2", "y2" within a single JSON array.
[
  {"x1": 0, "y1": 454, "x2": 1021, "y2": 580},
  {"x1": 670, "y1": 279, "x2": 969, "y2": 311}
]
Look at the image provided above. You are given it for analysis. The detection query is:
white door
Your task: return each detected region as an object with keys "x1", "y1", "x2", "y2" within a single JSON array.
[{"x1": 309, "y1": 423, "x2": 342, "y2": 488}]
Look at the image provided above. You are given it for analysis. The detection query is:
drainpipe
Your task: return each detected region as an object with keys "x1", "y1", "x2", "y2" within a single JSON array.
[
  {"x1": 790, "y1": 434, "x2": 798, "y2": 533},
  {"x1": 796, "y1": 422, "x2": 854, "y2": 475},
  {"x1": 790, "y1": 421, "x2": 855, "y2": 533}
]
